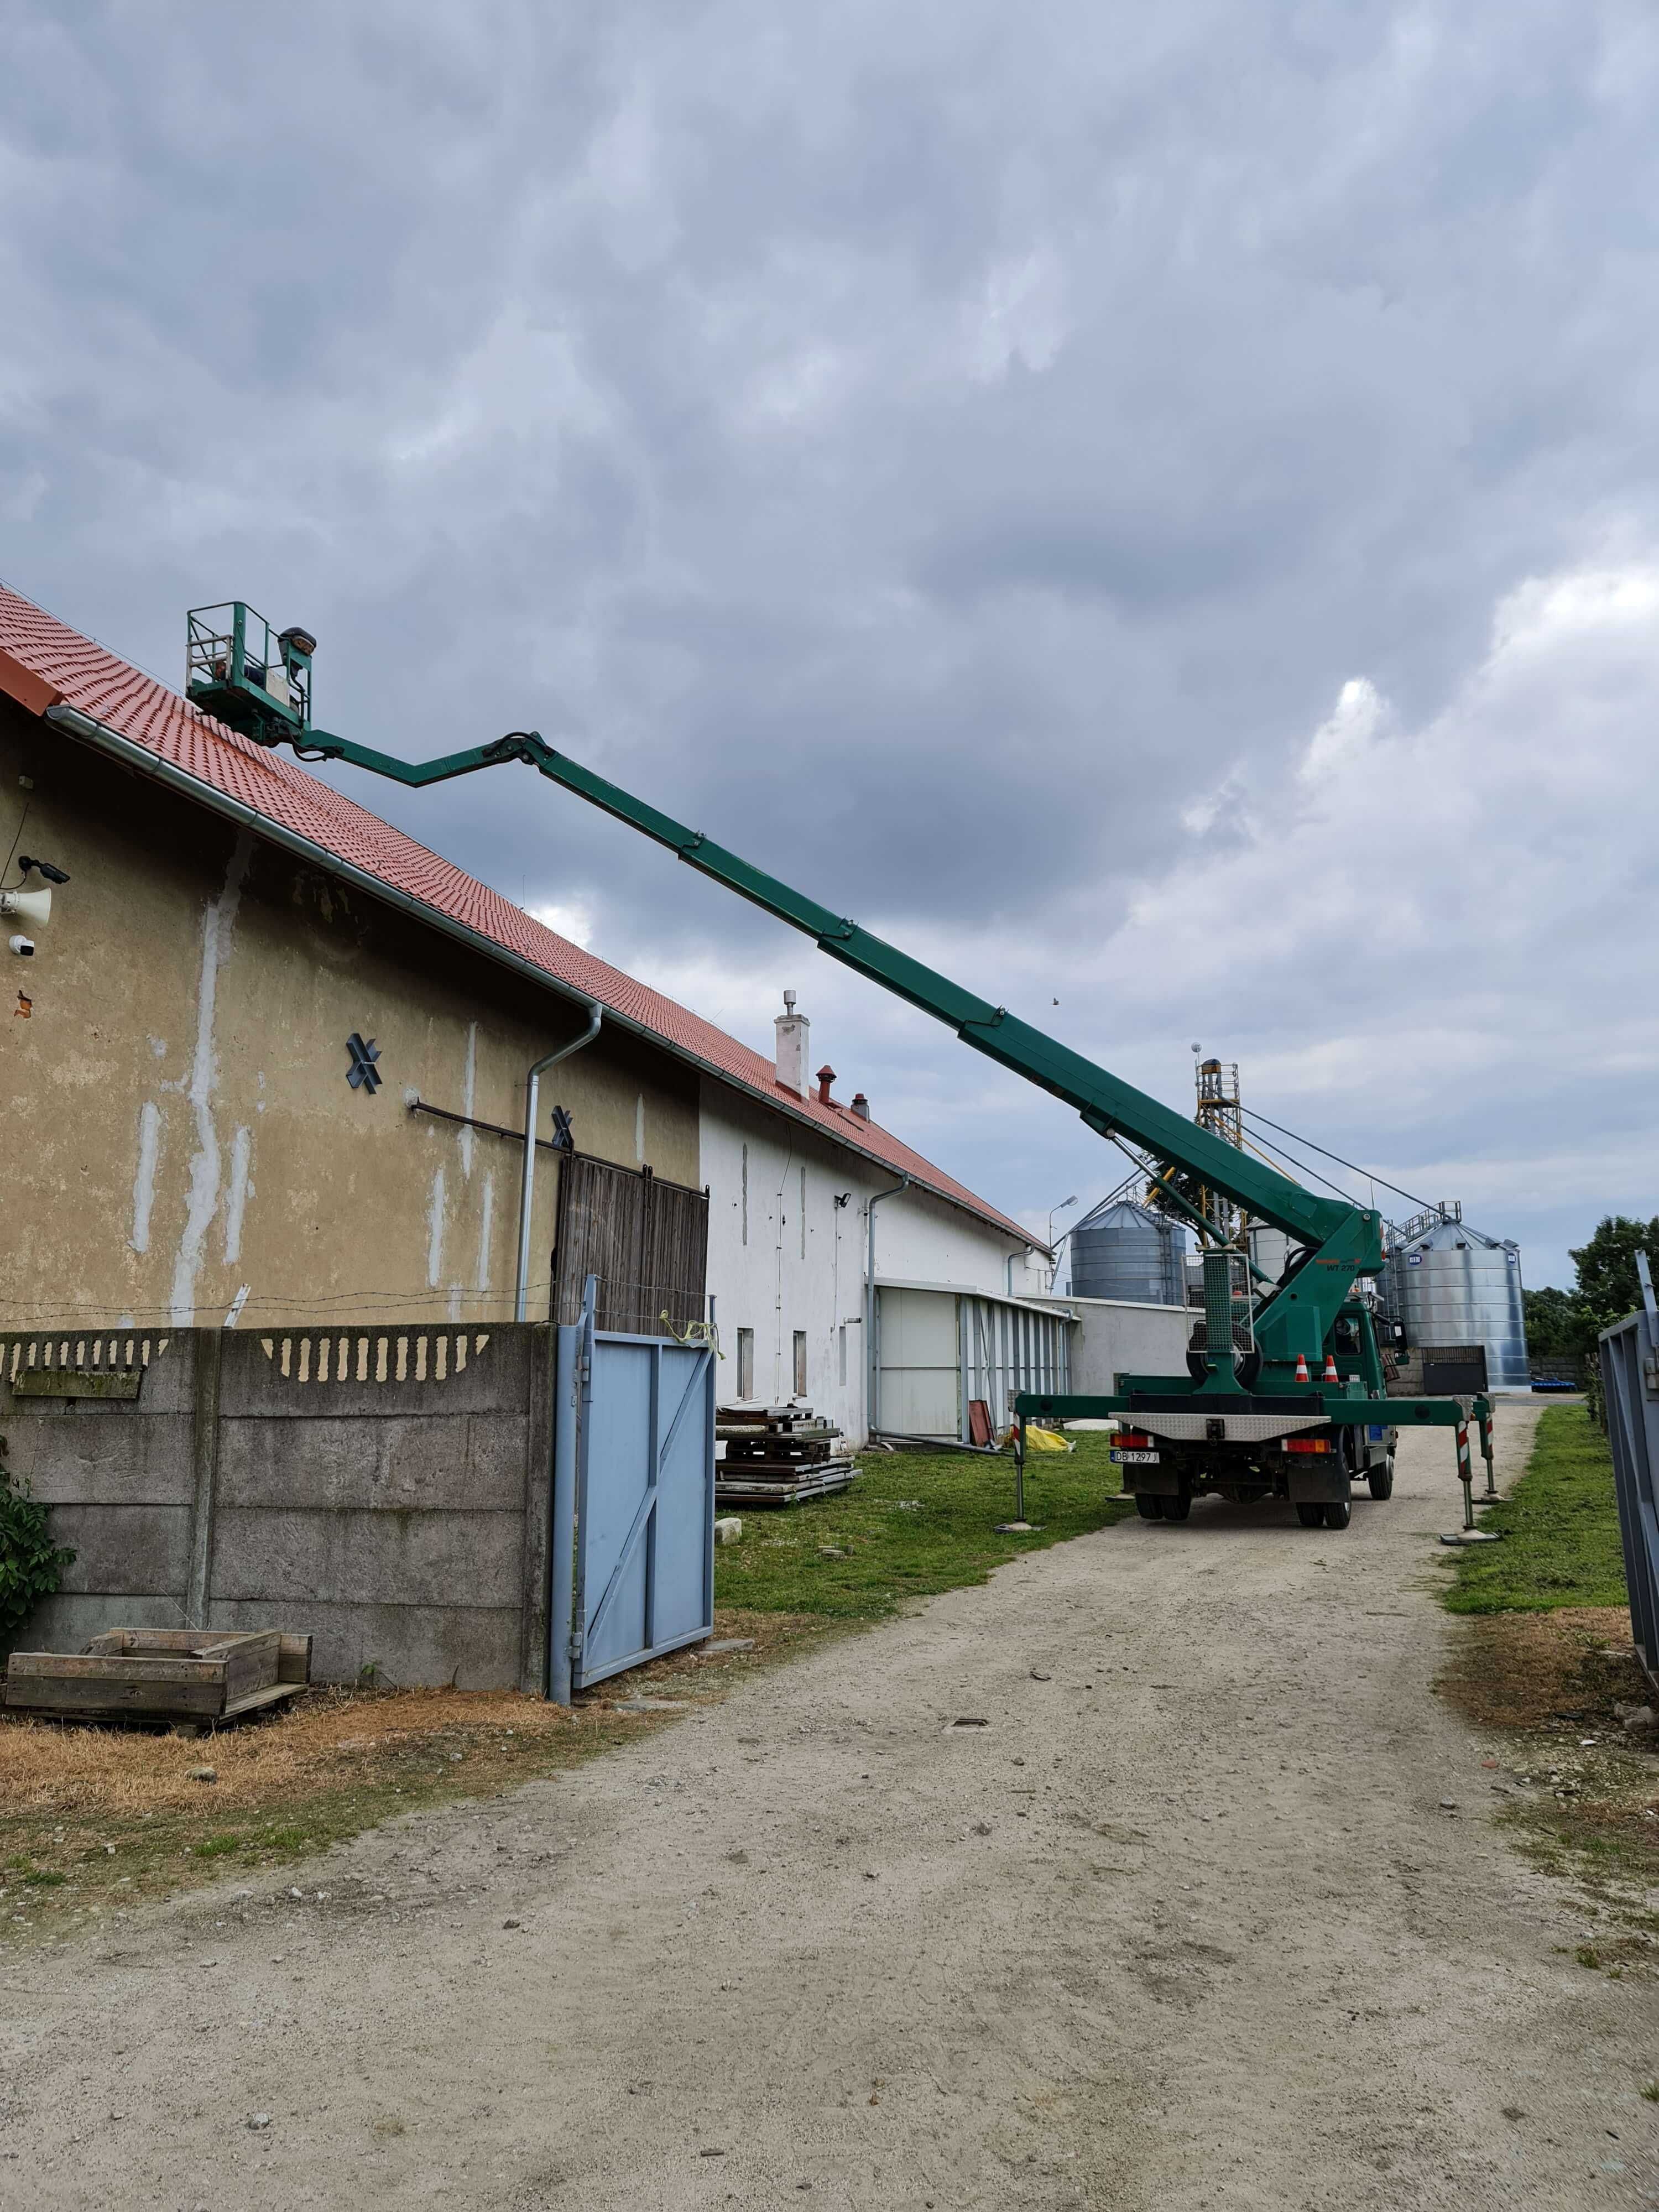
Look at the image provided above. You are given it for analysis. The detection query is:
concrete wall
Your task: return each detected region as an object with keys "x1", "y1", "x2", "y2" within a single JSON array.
[
  {"x1": 0, "y1": 1323, "x2": 555, "y2": 1690},
  {"x1": 700, "y1": 1075, "x2": 1043, "y2": 1440},
  {"x1": 1027, "y1": 1296, "x2": 1192, "y2": 1395},
  {"x1": 0, "y1": 700, "x2": 698, "y2": 1337}
]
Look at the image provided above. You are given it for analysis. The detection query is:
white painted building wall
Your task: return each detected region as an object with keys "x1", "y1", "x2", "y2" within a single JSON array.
[{"x1": 698, "y1": 1073, "x2": 1048, "y2": 1443}]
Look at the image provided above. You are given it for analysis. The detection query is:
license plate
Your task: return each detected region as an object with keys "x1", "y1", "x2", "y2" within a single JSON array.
[{"x1": 1110, "y1": 1448, "x2": 1161, "y2": 1464}]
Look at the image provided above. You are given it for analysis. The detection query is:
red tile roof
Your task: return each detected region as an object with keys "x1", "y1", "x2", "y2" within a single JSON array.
[{"x1": 0, "y1": 583, "x2": 1037, "y2": 1249}]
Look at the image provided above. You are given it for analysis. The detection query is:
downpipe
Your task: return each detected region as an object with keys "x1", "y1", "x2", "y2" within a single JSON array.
[
  {"x1": 515, "y1": 1004, "x2": 603, "y2": 1321},
  {"x1": 865, "y1": 1172, "x2": 910, "y2": 1444}
]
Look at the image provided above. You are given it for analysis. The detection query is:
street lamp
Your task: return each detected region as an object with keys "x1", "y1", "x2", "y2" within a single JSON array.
[
  {"x1": 1046, "y1": 1194, "x2": 1078, "y2": 1288},
  {"x1": 1047, "y1": 1195, "x2": 1078, "y2": 1249}
]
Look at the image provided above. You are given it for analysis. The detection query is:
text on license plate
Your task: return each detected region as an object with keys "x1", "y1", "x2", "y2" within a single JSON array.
[{"x1": 1110, "y1": 1448, "x2": 1161, "y2": 1463}]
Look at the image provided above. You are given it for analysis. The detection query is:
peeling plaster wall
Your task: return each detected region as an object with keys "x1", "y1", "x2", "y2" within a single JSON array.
[{"x1": 0, "y1": 703, "x2": 698, "y2": 1332}]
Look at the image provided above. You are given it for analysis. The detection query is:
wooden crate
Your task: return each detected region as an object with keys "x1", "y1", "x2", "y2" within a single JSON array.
[{"x1": 5, "y1": 1629, "x2": 312, "y2": 1721}]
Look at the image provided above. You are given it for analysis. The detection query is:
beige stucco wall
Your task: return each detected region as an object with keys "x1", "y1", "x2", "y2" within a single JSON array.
[{"x1": 0, "y1": 702, "x2": 698, "y2": 1332}]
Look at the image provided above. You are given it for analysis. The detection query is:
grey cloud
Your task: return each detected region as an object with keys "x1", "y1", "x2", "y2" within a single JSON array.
[{"x1": 4, "y1": 1, "x2": 1657, "y2": 1287}]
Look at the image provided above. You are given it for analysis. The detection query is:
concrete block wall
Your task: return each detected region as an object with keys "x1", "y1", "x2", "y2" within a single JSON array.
[
  {"x1": 1026, "y1": 1296, "x2": 1192, "y2": 1395},
  {"x1": 0, "y1": 1323, "x2": 555, "y2": 1692}
]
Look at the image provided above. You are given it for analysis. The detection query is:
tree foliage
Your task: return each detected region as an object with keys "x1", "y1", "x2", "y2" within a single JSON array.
[
  {"x1": 1143, "y1": 1159, "x2": 1211, "y2": 1230},
  {"x1": 1568, "y1": 1214, "x2": 1659, "y2": 1325},
  {"x1": 1522, "y1": 1285, "x2": 1594, "y2": 1359},
  {"x1": 1520, "y1": 1215, "x2": 1659, "y2": 1431}
]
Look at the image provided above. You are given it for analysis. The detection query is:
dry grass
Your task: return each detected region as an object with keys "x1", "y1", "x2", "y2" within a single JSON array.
[
  {"x1": 1438, "y1": 1607, "x2": 1659, "y2": 1908},
  {"x1": 1438, "y1": 1606, "x2": 1647, "y2": 1733},
  {"x1": 0, "y1": 1608, "x2": 826, "y2": 1943}
]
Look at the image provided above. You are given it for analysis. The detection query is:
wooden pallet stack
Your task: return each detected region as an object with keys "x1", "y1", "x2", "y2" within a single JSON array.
[{"x1": 716, "y1": 1405, "x2": 859, "y2": 1508}]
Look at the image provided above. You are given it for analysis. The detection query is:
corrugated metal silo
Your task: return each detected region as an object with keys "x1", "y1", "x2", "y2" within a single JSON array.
[
  {"x1": 1248, "y1": 1225, "x2": 1293, "y2": 1285},
  {"x1": 1384, "y1": 1207, "x2": 1529, "y2": 1388},
  {"x1": 1070, "y1": 1199, "x2": 1186, "y2": 1306}
]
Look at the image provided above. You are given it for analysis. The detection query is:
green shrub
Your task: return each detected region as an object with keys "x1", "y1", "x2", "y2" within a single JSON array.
[{"x1": 0, "y1": 1449, "x2": 75, "y2": 1637}]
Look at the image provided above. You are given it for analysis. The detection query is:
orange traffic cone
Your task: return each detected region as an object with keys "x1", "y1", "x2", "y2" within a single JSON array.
[
  {"x1": 1294, "y1": 1352, "x2": 1309, "y2": 1382},
  {"x1": 1322, "y1": 1352, "x2": 1340, "y2": 1381}
]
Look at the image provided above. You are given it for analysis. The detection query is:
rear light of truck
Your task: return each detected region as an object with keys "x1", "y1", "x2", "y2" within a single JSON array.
[
  {"x1": 1115, "y1": 1431, "x2": 1153, "y2": 1449},
  {"x1": 1284, "y1": 1436, "x2": 1332, "y2": 1454}
]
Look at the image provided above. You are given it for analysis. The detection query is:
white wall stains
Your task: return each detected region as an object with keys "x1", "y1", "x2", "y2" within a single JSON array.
[
  {"x1": 222, "y1": 1125, "x2": 253, "y2": 1264},
  {"x1": 169, "y1": 831, "x2": 252, "y2": 1326},
  {"x1": 426, "y1": 1166, "x2": 447, "y2": 1288},
  {"x1": 458, "y1": 1021, "x2": 477, "y2": 1178},
  {"x1": 223, "y1": 1284, "x2": 251, "y2": 1327},
  {"x1": 129, "y1": 1099, "x2": 162, "y2": 1253},
  {"x1": 475, "y1": 1171, "x2": 494, "y2": 1292},
  {"x1": 635, "y1": 1092, "x2": 645, "y2": 1165}
]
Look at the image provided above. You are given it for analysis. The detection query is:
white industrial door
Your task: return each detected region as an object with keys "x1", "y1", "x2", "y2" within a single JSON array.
[{"x1": 875, "y1": 1287, "x2": 961, "y2": 1439}]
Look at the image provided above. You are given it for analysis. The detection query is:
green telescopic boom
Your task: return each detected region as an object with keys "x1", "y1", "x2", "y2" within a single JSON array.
[
  {"x1": 268, "y1": 713, "x2": 1386, "y2": 1375},
  {"x1": 176, "y1": 580, "x2": 1389, "y2": 1386}
]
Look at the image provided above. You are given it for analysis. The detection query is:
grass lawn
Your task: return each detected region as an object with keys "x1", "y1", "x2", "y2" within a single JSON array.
[
  {"x1": 1444, "y1": 1405, "x2": 1629, "y2": 1614},
  {"x1": 1437, "y1": 1406, "x2": 1659, "y2": 1923},
  {"x1": 714, "y1": 1427, "x2": 1131, "y2": 1619}
]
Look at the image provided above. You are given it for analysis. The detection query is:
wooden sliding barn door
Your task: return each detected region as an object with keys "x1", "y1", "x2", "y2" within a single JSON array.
[{"x1": 551, "y1": 1154, "x2": 709, "y2": 1333}]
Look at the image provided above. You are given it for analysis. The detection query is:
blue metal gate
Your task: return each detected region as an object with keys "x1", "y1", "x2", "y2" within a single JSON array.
[
  {"x1": 1602, "y1": 1255, "x2": 1659, "y2": 1683},
  {"x1": 549, "y1": 1280, "x2": 716, "y2": 1698}
]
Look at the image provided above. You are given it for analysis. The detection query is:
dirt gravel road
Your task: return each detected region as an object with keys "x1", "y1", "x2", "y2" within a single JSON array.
[{"x1": 8, "y1": 1401, "x2": 1658, "y2": 2209}]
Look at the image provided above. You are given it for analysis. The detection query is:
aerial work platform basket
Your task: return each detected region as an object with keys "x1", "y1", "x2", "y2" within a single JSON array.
[{"x1": 186, "y1": 601, "x2": 315, "y2": 745}]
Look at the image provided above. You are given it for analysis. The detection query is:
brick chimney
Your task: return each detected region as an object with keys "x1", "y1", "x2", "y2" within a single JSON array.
[
  {"x1": 851, "y1": 1091, "x2": 869, "y2": 1120},
  {"x1": 774, "y1": 989, "x2": 810, "y2": 1099}
]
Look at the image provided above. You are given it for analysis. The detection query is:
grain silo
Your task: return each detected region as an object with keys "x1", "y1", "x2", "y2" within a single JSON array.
[
  {"x1": 1384, "y1": 1204, "x2": 1529, "y2": 1389},
  {"x1": 1069, "y1": 1198, "x2": 1186, "y2": 1306}
]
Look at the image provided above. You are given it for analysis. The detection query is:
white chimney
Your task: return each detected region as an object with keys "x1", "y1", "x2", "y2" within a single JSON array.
[{"x1": 774, "y1": 989, "x2": 810, "y2": 1099}]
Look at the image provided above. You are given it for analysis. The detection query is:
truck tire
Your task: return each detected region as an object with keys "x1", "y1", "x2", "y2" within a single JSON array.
[
  {"x1": 1368, "y1": 1454, "x2": 1395, "y2": 1502},
  {"x1": 1135, "y1": 1494, "x2": 1165, "y2": 1520},
  {"x1": 1162, "y1": 1490, "x2": 1192, "y2": 1522},
  {"x1": 1295, "y1": 1503, "x2": 1324, "y2": 1527},
  {"x1": 1323, "y1": 1495, "x2": 1352, "y2": 1529}
]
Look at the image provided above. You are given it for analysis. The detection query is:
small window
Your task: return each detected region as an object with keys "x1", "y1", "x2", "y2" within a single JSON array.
[
  {"x1": 737, "y1": 1328, "x2": 755, "y2": 1399},
  {"x1": 793, "y1": 1329, "x2": 807, "y2": 1397}
]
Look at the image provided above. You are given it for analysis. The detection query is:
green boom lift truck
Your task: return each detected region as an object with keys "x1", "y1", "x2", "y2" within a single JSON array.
[{"x1": 182, "y1": 602, "x2": 1494, "y2": 1530}]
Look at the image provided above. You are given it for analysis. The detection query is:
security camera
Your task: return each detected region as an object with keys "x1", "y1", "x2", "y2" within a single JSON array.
[{"x1": 8, "y1": 935, "x2": 34, "y2": 957}]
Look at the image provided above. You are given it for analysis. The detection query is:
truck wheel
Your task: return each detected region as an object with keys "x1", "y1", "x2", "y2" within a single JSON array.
[
  {"x1": 1295, "y1": 1503, "x2": 1324, "y2": 1528},
  {"x1": 1368, "y1": 1455, "x2": 1395, "y2": 1502},
  {"x1": 1323, "y1": 1495, "x2": 1352, "y2": 1530},
  {"x1": 1162, "y1": 1491, "x2": 1192, "y2": 1522},
  {"x1": 1135, "y1": 1494, "x2": 1165, "y2": 1520}
]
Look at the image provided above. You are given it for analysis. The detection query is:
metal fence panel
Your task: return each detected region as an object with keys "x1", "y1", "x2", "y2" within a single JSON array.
[{"x1": 1601, "y1": 1261, "x2": 1659, "y2": 1682}]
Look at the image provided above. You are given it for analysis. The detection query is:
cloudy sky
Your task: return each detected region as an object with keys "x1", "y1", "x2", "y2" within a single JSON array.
[{"x1": 4, "y1": 3, "x2": 1655, "y2": 1290}]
